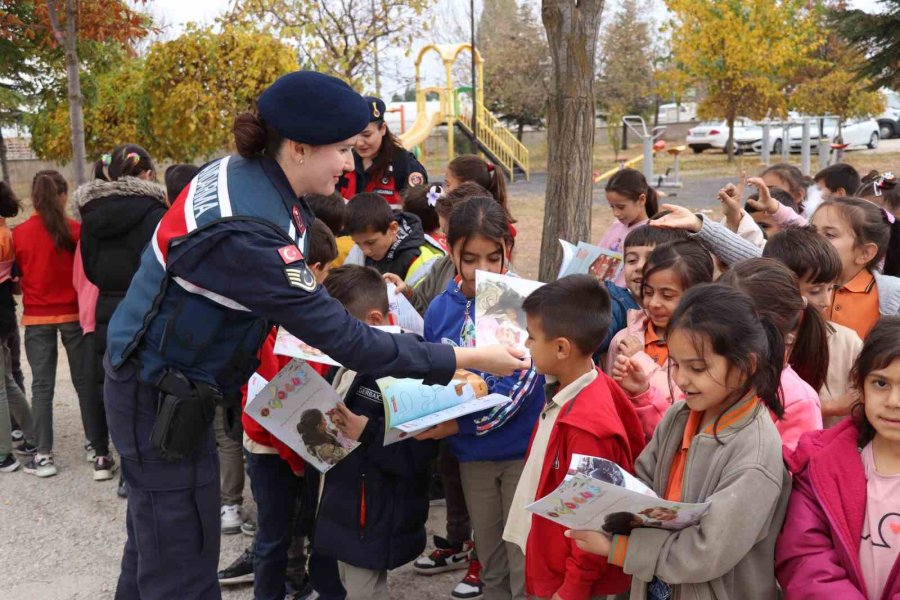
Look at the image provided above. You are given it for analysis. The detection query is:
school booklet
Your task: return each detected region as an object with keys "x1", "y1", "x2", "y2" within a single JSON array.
[
  {"x1": 527, "y1": 454, "x2": 711, "y2": 532},
  {"x1": 557, "y1": 239, "x2": 624, "y2": 281},
  {"x1": 273, "y1": 325, "x2": 402, "y2": 367},
  {"x1": 376, "y1": 370, "x2": 510, "y2": 445},
  {"x1": 474, "y1": 270, "x2": 544, "y2": 357},
  {"x1": 244, "y1": 359, "x2": 360, "y2": 474},
  {"x1": 386, "y1": 282, "x2": 425, "y2": 335}
]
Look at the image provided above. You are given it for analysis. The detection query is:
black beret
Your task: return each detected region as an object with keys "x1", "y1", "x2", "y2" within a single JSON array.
[
  {"x1": 258, "y1": 71, "x2": 370, "y2": 145},
  {"x1": 364, "y1": 96, "x2": 387, "y2": 122}
]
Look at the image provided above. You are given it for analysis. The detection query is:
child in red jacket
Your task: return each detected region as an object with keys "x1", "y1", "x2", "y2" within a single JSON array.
[{"x1": 504, "y1": 275, "x2": 645, "y2": 600}]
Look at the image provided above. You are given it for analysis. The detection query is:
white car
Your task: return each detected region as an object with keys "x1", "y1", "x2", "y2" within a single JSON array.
[
  {"x1": 734, "y1": 123, "x2": 786, "y2": 155},
  {"x1": 686, "y1": 118, "x2": 754, "y2": 153},
  {"x1": 788, "y1": 117, "x2": 880, "y2": 152}
]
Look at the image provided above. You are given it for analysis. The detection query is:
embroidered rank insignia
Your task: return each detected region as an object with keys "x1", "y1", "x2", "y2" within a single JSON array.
[
  {"x1": 408, "y1": 172, "x2": 424, "y2": 186},
  {"x1": 284, "y1": 264, "x2": 317, "y2": 292},
  {"x1": 278, "y1": 245, "x2": 303, "y2": 264},
  {"x1": 292, "y1": 205, "x2": 306, "y2": 237}
]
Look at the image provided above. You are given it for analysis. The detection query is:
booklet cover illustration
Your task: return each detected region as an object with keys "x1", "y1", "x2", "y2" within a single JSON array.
[
  {"x1": 474, "y1": 271, "x2": 544, "y2": 357},
  {"x1": 558, "y1": 239, "x2": 624, "y2": 282}
]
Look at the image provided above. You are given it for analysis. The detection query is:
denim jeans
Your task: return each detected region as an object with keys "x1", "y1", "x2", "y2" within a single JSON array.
[
  {"x1": 0, "y1": 343, "x2": 35, "y2": 457},
  {"x1": 246, "y1": 451, "x2": 303, "y2": 600},
  {"x1": 24, "y1": 322, "x2": 106, "y2": 455}
]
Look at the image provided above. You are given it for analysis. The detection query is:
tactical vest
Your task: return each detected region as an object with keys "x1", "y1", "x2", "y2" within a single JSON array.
[{"x1": 106, "y1": 155, "x2": 313, "y2": 398}]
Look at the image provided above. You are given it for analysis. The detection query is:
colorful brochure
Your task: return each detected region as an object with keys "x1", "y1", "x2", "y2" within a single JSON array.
[
  {"x1": 474, "y1": 270, "x2": 544, "y2": 357},
  {"x1": 557, "y1": 239, "x2": 624, "y2": 281}
]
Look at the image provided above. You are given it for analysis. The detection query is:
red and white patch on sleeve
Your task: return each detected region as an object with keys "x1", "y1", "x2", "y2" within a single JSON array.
[{"x1": 278, "y1": 245, "x2": 304, "y2": 264}]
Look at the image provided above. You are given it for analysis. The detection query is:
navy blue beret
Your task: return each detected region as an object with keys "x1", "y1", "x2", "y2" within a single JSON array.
[
  {"x1": 365, "y1": 96, "x2": 387, "y2": 122},
  {"x1": 258, "y1": 71, "x2": 370, "y2": 145}
]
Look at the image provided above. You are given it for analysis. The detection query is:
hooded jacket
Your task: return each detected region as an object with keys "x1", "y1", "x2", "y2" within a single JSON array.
[
  {"x1": 423, "y1": 277, "x2": 544, "y2": 462},
  {"x1": 776, "y1": 419, "x2": 900, "y2": 600},
  {"x1": 74, "y1": 176, "x2": 167, "y2": 355},
  {"x1": 361, "y1": 211, "x2": 442, "y2": 284}
]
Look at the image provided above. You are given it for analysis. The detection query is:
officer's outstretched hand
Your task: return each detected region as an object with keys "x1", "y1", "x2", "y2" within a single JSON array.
[{"x1": 454, "y1": 345, "x2": 531, "y2": 377}]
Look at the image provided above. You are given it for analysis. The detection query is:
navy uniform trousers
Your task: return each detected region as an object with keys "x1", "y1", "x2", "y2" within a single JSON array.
[{"x1": 104, "y1": 355, "x2": 221, "y2": 600}]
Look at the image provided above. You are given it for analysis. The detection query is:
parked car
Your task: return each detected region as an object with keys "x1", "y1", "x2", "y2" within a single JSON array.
[
  {"x1": 686, "y1": 118, "x2": 754, "y2": 153},
  {"x1": 788, "y1": 117, "x2": 880, "y2": 152},
  {"x1": 734, "y1": 123, "x2": 785, "y2": 155},
  {"x1": 877, "y1": 91, "x2": 900, "y2": 139},
  {"x1": 657, "y1": 102, "x2": 697, "y2": 124}
]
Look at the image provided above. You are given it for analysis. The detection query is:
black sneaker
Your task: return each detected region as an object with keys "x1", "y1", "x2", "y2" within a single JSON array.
[
  {"x1": 0, "y1": 454, "x2": 20, "y2": 473},
  {"x1": 23, "y1": 454, "x2": 57, "y2": 478},
  {"x1": 217, "y1": 548, "x2": 254, "y2": 585},
  {"x1": 14, "y1": 441, "x2": 37, "y2": 456},
  {"x1": 117, "y1": 476, "x2": 128, "y2": 498},
  {"x1": 10, "y1": 429, "x2": 24, "y2": 446},
  {"x1": 93, "y1": 455, "x2": 117, "y2": 481},
  {"x1": 412, "y1": 536, "x2": 471, "y2": 574}
]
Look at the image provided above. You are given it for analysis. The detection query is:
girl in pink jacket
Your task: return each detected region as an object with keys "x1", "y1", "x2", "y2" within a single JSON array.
[
  {"x1": 776, "y1": 316, "x2": 900, "y2": 600},
  {"x1": 608, "y1": 239, "x2": 714, "y2": 438}
]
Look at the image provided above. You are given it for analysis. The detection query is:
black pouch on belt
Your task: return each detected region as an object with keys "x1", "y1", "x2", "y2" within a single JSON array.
[{"x1": 150, "y1": 368, "x2": 222, "y2": 461}]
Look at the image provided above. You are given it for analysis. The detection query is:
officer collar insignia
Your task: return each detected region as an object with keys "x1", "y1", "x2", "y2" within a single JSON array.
[
  {"x1": 292, "y1": 205, "x2": 306, "y2": 236},
  {"x1": 284, "y1": 264, "x2": 317, "y2": 292}
]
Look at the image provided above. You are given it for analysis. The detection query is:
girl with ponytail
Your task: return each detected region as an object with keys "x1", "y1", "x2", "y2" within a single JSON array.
[
  {"x1": 720, "y1": 258, "x2": 827, "y2": 450},
  {"x1": 445, "y1": 154, "x2": 516, "y2": 235},
  {"x1": 601, "y1": 168, "x2": 660, "y2": 286},
  {"x1": 12, "y1": 170, "x2": 96, "y2": 478},
  {"x1": 566, "y1": 283, "x2": 790, "y2": 600}
]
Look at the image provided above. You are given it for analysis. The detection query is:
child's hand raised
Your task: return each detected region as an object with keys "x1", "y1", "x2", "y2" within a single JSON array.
[
  {"x1": 612, "y1": 355, "x2": 650, "y2": 396},
  {"x1": 718, "y1": 170, "x2": 745, "y2": 232},
  {"x1": 650, "y1": 204, "x2": 702, "y2": 233},
  {"x1": 617, "y1": 334, "x2": 643, "y2": 358},
  {"x1": 745, "y1": 177, "x2": 779, "y2": 215},
  {"x1": 332, "y1": 402, "x2": 369, "y2": 441}
]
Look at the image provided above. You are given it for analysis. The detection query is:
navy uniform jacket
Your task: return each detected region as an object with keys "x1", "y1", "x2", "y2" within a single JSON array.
[
  {"x1": 338, "y1": 150, "x2": 427, "y2": 207},
  {"x1": 105, "y1": 155, "x2": 455, "y2": 401}
]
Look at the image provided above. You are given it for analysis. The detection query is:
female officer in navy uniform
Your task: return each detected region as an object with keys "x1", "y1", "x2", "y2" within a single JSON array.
[
  {"x1": 338, "y1": 96, "x2": 428, "y2": 208},
  {"x1": 102, "y1": 72, "x2": 523, "y2": 600}
]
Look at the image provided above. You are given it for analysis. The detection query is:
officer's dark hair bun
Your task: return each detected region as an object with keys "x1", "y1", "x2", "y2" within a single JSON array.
[{"x1": 234, "y1": 111, "x2": 283, "y2": 159}]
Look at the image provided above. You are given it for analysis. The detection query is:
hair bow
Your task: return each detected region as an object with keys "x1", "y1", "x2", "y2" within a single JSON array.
[
  {"x1": 101, "y1": 153, "x2": 112, "y2": 166},
  {"x1": 126, "y1": 151, "x2": 141, "y2": 165},
  {"x1": 426, "y1": 184, "x2": 443, "y2": 207},
  {"x1": 875, "y1": 172, "x2": 896, "y2": 197}
]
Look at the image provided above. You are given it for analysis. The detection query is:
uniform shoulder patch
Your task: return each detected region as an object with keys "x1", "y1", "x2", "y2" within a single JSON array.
[
  {"x1": 278, "y1": 245, "x2": 304, "y2": 264},
  {"x1": 408, "y1": 172, "x2": 425, "y2": 186},
  {"x1": 284, "y1": 264, "x2": 317, "y2": 292}
]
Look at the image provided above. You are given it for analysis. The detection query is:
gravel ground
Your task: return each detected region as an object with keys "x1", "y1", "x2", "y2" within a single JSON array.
[{"x1": 0, "y1": 342, "x2": 463, "y2": 599}]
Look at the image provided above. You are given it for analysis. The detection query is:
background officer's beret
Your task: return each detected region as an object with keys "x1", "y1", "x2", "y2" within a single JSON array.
[
  {"x1": 364, "y1": 96, "x2": 387, "y2": 123},
  {"x1": 258, "y1": 71, "x2": 370, "y2": 145}
]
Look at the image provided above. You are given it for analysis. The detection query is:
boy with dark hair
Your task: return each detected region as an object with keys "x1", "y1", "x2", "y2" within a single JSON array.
[
  {"x1": 344, "y1": 192, "x2": 442, "y2": 283},
  {"x1": 310, "y1": 264, "x2": 438, "y2": 599},
  {"x1": 596, "y1": 224, "x2": 688, "y2": 359},
  {"x1": 814, "y1": 163, "x2": 861, "y2": 201},
  {"x1": 306, "y1": 192, "x2": 352, "y2": 267},
  {"x1": 504, "y1": 274, "x2": 645, "y2": 600},
  {"x1": 164, "y1": 164, "x2": 199, "y2": 203},
  {"x1": 307, "y1": 220, "x2": 338, "y2": 283}
]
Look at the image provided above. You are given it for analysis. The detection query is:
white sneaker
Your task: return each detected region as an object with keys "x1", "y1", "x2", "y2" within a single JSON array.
[
  {"x1": 221, "y1": 504, "x2": 243, "y2": 535},
  {"x1": 23, "y1": 454, "x2": 58, "y2": 478}
]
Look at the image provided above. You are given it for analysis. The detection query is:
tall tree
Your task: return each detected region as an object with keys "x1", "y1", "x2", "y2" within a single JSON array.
[
  {"x1": 596, "y1": 0, "x2": 655, "y2": 158},
  {"x1": 663, "y1": 0, "x2": 818, "y2": 161},
  {"x1": 0, "y1": 0, "x2": 149, "y2": 184},
  {"x1": 226, "y1": 0, "x2": 432, "y2": 90},
  {"x1": 480, "y1": 3, "x2": 549, "y2": 139},
  {"x1": 538, "y1": 0, "x2": 604, "y2": 282},
  {"x1": 829, "y1": 0, "x2": 900, "y2": 90}
]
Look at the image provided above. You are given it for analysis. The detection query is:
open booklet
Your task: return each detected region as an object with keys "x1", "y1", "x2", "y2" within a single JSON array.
[
  {"x1": 558, "y1": 239, "x2": 624, "y2": 281},
  {"x1": 527, "y1": 454, "x2": 710, "y2": 532},
  {"x1": 273, "y1": 325, "x2": 402, "y2": 367},
  {"x1": 244, "y1": 359, "x2": 359, "y2": 474},
  {"x1": 385, "y1": 282, "x2": 424, "y2": 335},
  {"x1": 376, "y1": 370, "x2": 510, "y2": 445},
  {"x1": 474, "y1": 270, "x2": 545, "y2": 357}
]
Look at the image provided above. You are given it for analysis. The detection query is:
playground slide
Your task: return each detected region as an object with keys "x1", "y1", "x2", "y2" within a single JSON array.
[{"x1": 399, "y1": 110, "x2": 443, "y2": 149}]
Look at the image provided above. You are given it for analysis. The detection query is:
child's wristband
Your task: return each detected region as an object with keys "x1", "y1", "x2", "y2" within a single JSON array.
[{"x1": 608, "y1": 534, "x2": 630, "y2": 567}]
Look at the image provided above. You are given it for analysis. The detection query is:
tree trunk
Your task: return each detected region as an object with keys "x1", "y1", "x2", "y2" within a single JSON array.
[
  {"x1": 0, "y1": 128, "x2": 9, "y2": 185},
  {"x1": 46, "y1": 0, "x2": 87, "y2": 186},
  {"x1": 516, "y1": 120, "x2": 524, "y2": 141},
  {"x1": 725, "y1": 115, "x2": 735, "y2": 163},
  {"x1": 538, "y1": 0, "x2": 604, "y2": 282}
]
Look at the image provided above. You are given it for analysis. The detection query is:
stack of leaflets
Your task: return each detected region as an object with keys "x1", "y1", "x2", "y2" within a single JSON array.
[
  {"x1": 527, "y1": 454, "x2": 711, "y2": 532},
  {"x1": 474, "y1": 270, "x2": 544, "y2": 357},
  {"x1": 558, "y1": 239, "x2": 624, "y2": 281},
  {"x1": 377, "y1": 371, "x2": 509, "y2": 445}
]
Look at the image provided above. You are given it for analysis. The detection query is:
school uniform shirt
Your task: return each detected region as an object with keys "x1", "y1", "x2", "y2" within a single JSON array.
[
  {"x1": 827, "y1": 270, "x2": 880, "y2": 340},
  {"x1": 597, "y1": 219, "x2": 648, "y2": 287},
  {"x1": 608, "y1": 398, "x2": 791, "y2": 600},
  {"x1": 11, "y1": 215, "x2": 81, "y2": 325},
  {"x1": 860, "y1": 442, "x2": 900, "y2": 600}
]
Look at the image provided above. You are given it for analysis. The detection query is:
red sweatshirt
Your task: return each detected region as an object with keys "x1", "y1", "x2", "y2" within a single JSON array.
[
  {"x1": 525, "y1": 369, "x2": 646, "y2": 600},
  {"x1": 12, "y1": 215, "x2": 81, "y2": 321}
]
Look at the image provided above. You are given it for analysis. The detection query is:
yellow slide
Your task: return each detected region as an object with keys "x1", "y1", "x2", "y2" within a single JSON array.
[{"x1": 399, "y1": 109, "x2": 443, "y2": 149}]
